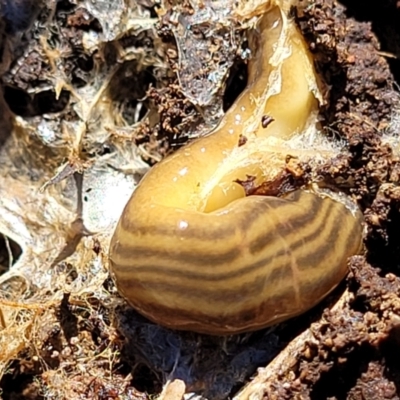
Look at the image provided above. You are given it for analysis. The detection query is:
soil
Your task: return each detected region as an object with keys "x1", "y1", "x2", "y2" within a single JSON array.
[{"x1": 1, "y1": 0, "x2": 400, "y2": 399}]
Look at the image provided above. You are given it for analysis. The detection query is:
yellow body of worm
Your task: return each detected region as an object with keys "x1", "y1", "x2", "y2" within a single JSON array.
[{"x1": 109, "y1": 3, "x2": 364, "y2": 335}]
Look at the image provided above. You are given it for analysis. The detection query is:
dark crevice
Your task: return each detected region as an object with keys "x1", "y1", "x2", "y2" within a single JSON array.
[
  {"x1": 130, "y1": 363, "x2": 162, "y2": 394},
  {"x1": 108, "y1": 62, "x2": 155, "y2": 126},
  {"x1": 0, "y1": 234, "x2": 22, "y2": 272},
  {"x1": 0, "y1": 364, "x2": 43, "y2": 400},
  {"x1": 222, "y1": 55, "x2": 248, "y2": 112},
  {"x1": 3, "y1": 86, "x2": 70, "y2": 117},
  {"x1": 310, "y1": 346, "x2": 374, "y2": 400},
  {"x1": 381, "y1": 324, "x2": 400, "y2": 392},
  {"x1": 365, "y1": 205, "x2": 400, "y2": 274},
  {"x1": 340, "y1": 0, "x2": 400, "y2": 84}
]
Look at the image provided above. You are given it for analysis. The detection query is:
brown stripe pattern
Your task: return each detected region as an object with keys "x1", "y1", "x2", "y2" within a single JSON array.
[{"x1": 109, "y1": 190, "x2": 363, "y2": 335}]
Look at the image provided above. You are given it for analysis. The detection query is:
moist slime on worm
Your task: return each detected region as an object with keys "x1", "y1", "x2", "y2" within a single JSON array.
[{"x1": 109, "y1": 0, "x2": 364, "y2": 335}]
